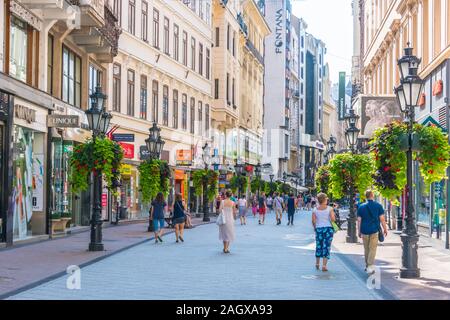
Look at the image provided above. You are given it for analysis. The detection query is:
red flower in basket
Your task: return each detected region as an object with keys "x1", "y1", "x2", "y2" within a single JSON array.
[
  {"x1": 434, "y1": 145, "x2": 439, "y2": 149},
  {"x1": 428, "y1": 170, "x2": 434, "y2": 174},
  {"x1": 383, "y1": 166, "x2": 390, "y2": 172}
]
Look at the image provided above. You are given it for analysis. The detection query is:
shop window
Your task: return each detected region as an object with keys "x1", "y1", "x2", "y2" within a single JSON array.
[
  {"x1": 140, "y1": 75, "x2": 147, "y2": 119},
  {"x1": 9, "y1": 16, "x2": 28, "y2": 83},
  {"x1": 182, "y1": 93, "x2": 187, "y2": 130},
  {"x1": 62, "y1": 46, "x2": 81, "y2": 108},
  {"x1": 163, "y1": 85, "x2": 169, "y2": 126}
]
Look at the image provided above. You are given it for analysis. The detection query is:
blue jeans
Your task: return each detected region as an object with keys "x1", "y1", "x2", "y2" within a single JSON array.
[{"x1": 153, "y1": 219, "x2": 165, "y2": 231}]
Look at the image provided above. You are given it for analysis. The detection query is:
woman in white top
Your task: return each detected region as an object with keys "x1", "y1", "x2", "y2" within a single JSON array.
[
  {"x1": 312, "y1": 193, "x2": 336, "y2": 272},
  {"x1": 238, "y1": 195, "x2": 248, "y2": 225},
  {"x1": 219, "y1": 190, "x2": 237, "y2": 253}
]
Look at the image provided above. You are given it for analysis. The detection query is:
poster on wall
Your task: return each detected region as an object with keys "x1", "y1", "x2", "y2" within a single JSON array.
[
  {"x1": 32, "y1": 153, "x2": 44, "y2": 211},
  {"x1": 360, "y1": 96, "x2": 402, "y2": 138}
]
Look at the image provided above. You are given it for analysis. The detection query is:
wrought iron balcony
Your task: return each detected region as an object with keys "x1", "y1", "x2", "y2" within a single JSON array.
[
  {"x1": 219, "y1": 0, "x2": 228, "y2": 8},
  {"x1": 237, "y1": 13, "x2": 248, "y2": 37},
  {"x1": 245, "y1": 39, "x2": 264, "y2": 66}
]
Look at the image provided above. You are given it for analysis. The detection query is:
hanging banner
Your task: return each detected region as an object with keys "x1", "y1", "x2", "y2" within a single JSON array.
[
  {"x1": 338, "y1": 72, "x2": 346, "y2": 120},
  {"x1": 119, "y1": 142, "x2": 134, "y2": 159}
]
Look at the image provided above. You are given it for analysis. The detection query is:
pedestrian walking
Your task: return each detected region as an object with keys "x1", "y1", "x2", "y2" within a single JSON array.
[
  {"x1": 287, "y1": 193, "x2": 297, "y2": 226},
  {"x1": 357, "y1": 190, "x2": 388, "y2": 274},
  {"x1": 258, "y1": 192, "x2": 267, "y2": 225},
  {"x1": 266, "y1": 195, "x2": 273, "y2": 214},
  {"x1": 312, "y1": 193, "x2": 336, "y2": 272},
  {"x1": 251, "y1": 196, "x2": 258, "y2": 218},
  {"x1": 215, "y1": 195, "x2": 222, "y2": 215},
  {"x1": 218, "y1": 190, "x2": 237, "y2": 253},
  {"x1": 151, "y1": 192, "x2": 168, "y2": 244},
  {"x1": 172, "y1": 193, "x2": 186, "y2": 243},
  {"x1": 238, "y1": 195, "x2": 248, "y2": 225},
  {"x1": 273, "y1": 192, "x2": 284, "y2": 225}
]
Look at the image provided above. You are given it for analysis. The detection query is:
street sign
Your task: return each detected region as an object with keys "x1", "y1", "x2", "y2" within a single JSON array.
[
  {"x1": 112, "y1": 133, "x2": 135, "y2": 142},
  {"x1": 119, "y1": 142, "x2": 134, "y2": 159},
  {"x1": 338, "y1": 72, "x2": 346, "y2": 120}
]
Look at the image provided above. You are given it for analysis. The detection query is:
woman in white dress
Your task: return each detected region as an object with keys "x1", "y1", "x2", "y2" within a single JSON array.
[{"x1": 219, "y1": 190, "x2": 237, "y2": 253}]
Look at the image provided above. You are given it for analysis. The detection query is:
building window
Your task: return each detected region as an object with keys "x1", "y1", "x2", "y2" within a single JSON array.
[
  {"x1": 198, "y1": 43, "x2": 203, "y2": 76},
  {"x1": 164, "y1": 17, "x2": 170, "y2": 55},
  {"x1": 190, "y1": 97, "x2": 195, "y2": 134},
  {"x1": 153, "y1": 9, "x2": 160, "y2": 48},
  {"x1": 198, "y1": 101, "x2": 203, "y2": 135},
  {"x1": 199, "y1": 0, "x2": 204, "y2": 19},
  {"x1": 62, "y1": 46, "x2": 81, "y2": 108},
  {"x1": 227, "y1": 24, "x2": 231, "y2": 51},
  {"x1": 205, "y1": 104, "x2": 210, "y2": 136},
  {"x1": 182, "y1": 31, "x2": 188, "y2": 66},
  {"x1": 182, "y1": 94, "x2": 187, "y2": 130},
  {"x1": 206, "y1": 48, "x2": 210, "y2": 79},
  {"x1": 206, "y1": 3, "x2": 210, "y2": 25},
  {"x1": 89, "y1": 64, "x2": 103, "y2": 96},
  {"x1": 127, "y1": 69, "x2": 135, "y2": 116},
  {"x1": 140, "y1": 75, "x2": 147, "y2": 119},
  {"x1": 47, "y1": 35, "x2": 54, "y2": 94},
  {"x1": 190, "y1": 0, "x2": 196, "y2": 11},
  {"x1": 113, "y1": 0, "x2": 122, "y2": 26},
  {"x1": 215, "y1": 27, "x2": 220, "y2": 47},
  {"x1": 191, "y1": 37, "x2": 196, "y2": 71},
  {"x1": 226, "y1": 73, "x2": 230, "y2": 104},
  {"x1": 113, "y1": 63, "x2": 121, "y2": 112},
  {"x1": 152, "y1": 80, "x2": 159, "y2": 122},
  {"x1": 128, "y1": 0, "x2": 135, "y2": 35},
  {"x1": 232, "y1": 77, "x2": 235, "y2": 106},
  {"x1": 232, "y1": 31, "x2": 236, "y2": 56},
  {"x1": 214, "y1": 79, "x2": 219, "y2": 99},
  {"x1": 173, "y1": 89, "x2": 178, "y2": 129},
  {"x1": 173, "y1": 24, "x2": 179, "y2": 61},
  {"x1": 163, "y1": 85, "x2": 169, "y2": 126},
  {"x1": 141, "y1": 1, "x2": 148, "y2": 41},
  {"x1": 9, "y1": 16, "x2": 28, "y2": 83}
]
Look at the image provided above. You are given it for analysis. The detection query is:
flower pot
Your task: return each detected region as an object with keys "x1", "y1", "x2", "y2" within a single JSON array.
[{"x1": 399, "y1": 133, "x2": 423, "y2": 152}]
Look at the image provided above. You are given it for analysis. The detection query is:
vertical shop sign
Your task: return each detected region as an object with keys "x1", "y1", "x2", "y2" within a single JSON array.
[
  {"x1": 32, "y1": 153, "x2": 44, "y2": 211},
  {"x1": 338, "y1": 72, "x2": 346, "y2": 120}
]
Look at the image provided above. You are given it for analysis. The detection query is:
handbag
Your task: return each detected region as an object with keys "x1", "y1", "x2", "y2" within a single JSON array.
[
  {"x1": 216, "y1": 201, "x2": 226, "y2": 226},
  {"x1": 330, "y1": 207, "x2": 339, "y2": 232},
  {"x1": 366, "y1": 204, "x2": 384, "y2": 242}
]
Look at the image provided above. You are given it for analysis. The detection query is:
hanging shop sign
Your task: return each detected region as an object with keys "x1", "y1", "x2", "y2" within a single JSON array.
[
  {"x1": 338, "y1": 71, "x2": 346, "y2": 120},
  {"x1": 121, "y1": 164, "x2": 132, "y2": 176},
  {"x1": 119, "y1": 142, "x2": 135, "y2": 159},
  {"x1": 14, "y1": 104, "x2": 36, "y2": 123},
  {"x1": 47, "y1": 115, "x2": 80, "y2": 128},
  {"x1": 176, "y1": 149, "x2": 192, "y2": 166},
  {"x1": 139, "y1": 145, "x2": 150, "y2": 160},
  {"x1": 112, "y1": 133, "x2": 135, "y2": 142}
]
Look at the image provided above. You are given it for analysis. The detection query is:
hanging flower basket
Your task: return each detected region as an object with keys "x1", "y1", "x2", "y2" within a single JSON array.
[
  {"x1": 192, "y1": 169, "x2": 219, "y2": 201},
  {"x1": 138, "y1": 159, "x2": 171, "y2": 204},
  {"x1": 370, "y1": 121, "x2": 450, "y2": 200}
]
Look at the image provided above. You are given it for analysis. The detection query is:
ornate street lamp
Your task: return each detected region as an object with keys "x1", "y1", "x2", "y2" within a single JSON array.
[
  {"x1": 234, "y1": 159, "x2": 244, "y2": 197},
  {"x1": 145, "y1": 121, "x2": 165, "y2": 231},
  {"x1": 269, "y1": 174, "x2": 274, "y2": 183},
  {"x1": 85, "y1": 86, "x2": 110, "y2": 252},
  {"x1": 395, "y1": 45, "x2": 424, "y2": 279},
  {"x1": 345, "y1": 110, "x2": 360, "y2": 154},
  {"x1": 201, "y1": 143, "x2": 211, "y2": 222}
]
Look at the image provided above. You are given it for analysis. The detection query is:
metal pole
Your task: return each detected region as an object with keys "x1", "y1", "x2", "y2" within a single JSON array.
[
  {"x1": 400, "y1": 106, "x2": 420, "y2": 278},
  {"x1": 446, "y1": 101, "x2": 450, "y2": 249},
  {"x1": 89, "y1": 133, "x2": 104, "y2": 251},
  {"x1": 346, "y1": 184, "x2": 358, "y2": 243},
  {"x1": 203, "y1": 164, "x2": 210, "y2": 222}
]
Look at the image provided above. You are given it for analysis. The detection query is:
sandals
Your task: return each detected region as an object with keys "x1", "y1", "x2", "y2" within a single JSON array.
[
  {"x1": 179, "y1": 236, "x2": 184, "y2": 242},
  {"x1": 315, "y1": 264, "x2": 320, "y2": 270},
  {"x1": 322, "y1": 266, "x2": 328, "y2": 272}
]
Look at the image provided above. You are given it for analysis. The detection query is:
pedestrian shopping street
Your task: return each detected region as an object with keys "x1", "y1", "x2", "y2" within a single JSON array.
[{"x1": 7, "y1": 211, "x2": 381, "y2": 300}]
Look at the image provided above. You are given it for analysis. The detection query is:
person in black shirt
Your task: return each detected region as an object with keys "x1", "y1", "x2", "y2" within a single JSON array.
[
  {"x1": 172, "y1": 193, "x2": 186, "y2": 243},
  {"x1": 287, "y1": 193, "x2": 297, "y2": 226}
]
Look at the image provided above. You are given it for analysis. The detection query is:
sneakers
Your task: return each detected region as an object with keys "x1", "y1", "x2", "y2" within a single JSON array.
[{"x1": 366, "y1": 265, "x2": 376, "y2": 275}]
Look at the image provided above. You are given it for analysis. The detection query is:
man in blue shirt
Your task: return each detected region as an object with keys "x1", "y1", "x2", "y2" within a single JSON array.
[{"x1": 357, "y1": 190, "x2": 388, "y2": 274}]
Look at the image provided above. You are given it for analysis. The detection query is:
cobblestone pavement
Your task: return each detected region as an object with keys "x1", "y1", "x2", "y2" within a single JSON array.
[{"x1": 8, "y1": 211, "x2": 382, "y2": 300}]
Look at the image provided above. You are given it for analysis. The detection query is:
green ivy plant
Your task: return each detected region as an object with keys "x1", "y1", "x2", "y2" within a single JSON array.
[
  {"x1": 138, "y1": 159, "x2": 171, "y2": 204},
  {"x1": 250, "y1": 176, "x2": 266, "y2": 194},
  {"x1": 192, "y1": 169, "x2": 219, "y2": 201},
  {"x1": 316, "y1": 165, "x2": 330, "y2": 194},
  {"x1": 278, "y1": 182, "x2": 292, "y2": 195},
  {"x1": 265, "y1": 181, "x2": 278, "y2": 195},
  {"x1": 370, "y1": 121, "x2": 450, "y2": 200},
  {"x1": 328, "y1": 153, "x2": 374, "y2": 200},
  {"x1": 69, "y1": 137, "x2": 124, "y2": 194}
]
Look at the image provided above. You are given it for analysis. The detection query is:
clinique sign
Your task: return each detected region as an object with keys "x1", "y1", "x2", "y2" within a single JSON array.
[{"x1": 14, "y1": 104, "x2": 36, "y2": 123}]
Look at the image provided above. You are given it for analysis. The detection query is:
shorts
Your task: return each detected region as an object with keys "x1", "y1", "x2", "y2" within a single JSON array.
[
  {"x1": 259, "y1": 207, "x2": 266, "y2": 215},
  {"x1": 153, "y1": 219, "x2": 165, "y2": 231},
  {"x1": 239, "y1": 206, "x2": 247, "y2": 217},
  {"x1": 267, "y1": 204, "x2": 273, "y2": 210},
  {"x1": 173, "y1": 217, "x2": 186, "y2": 225}
]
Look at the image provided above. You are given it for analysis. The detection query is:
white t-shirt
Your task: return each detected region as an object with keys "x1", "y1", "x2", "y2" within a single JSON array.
[
  {"x1": 313, "y1": 207, "x2": 332, "y2": 228},
  {"x1": 238, "y1": 199, "x2": 247, "y2": 207}
]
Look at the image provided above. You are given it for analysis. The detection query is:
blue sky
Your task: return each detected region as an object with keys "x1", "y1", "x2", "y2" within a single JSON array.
[{"x1": 291, "y1": 0, "x2": 353, "y2": 84}]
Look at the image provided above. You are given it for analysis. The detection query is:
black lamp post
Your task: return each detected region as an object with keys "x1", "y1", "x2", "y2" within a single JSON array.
[
  {"x1": 85, "y1": 86, "x2": 111, "y2": 252},
  {"x1": 202, "y1": 143, "x2": 211, "y2": 222},
  {"x1": 394, "y1": 44, "x2": 424, "y2": 279},
  {"x1": 234, "y1": 159, "x2": 244, "y2": 198},
  {"x1": 145, "y1": 121, "x2": 165, "y2": 232},
  {"x1": 255, "y1": 162, "x2": 262, "y2": 199},
  {"x1": 344, "y1": 109, "x2": 360, "y2": 244}
]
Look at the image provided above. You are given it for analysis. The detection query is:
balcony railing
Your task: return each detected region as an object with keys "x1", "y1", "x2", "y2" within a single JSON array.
[
  {"x1": 97, "y1": 4, "x2": 121, "y2": 57},
  {"x1": 245, "y1": 39, "x2": 264, "y2": 66},
  {"x1": 237, "y1": 13, "x2": 248, "y2": 37}
]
